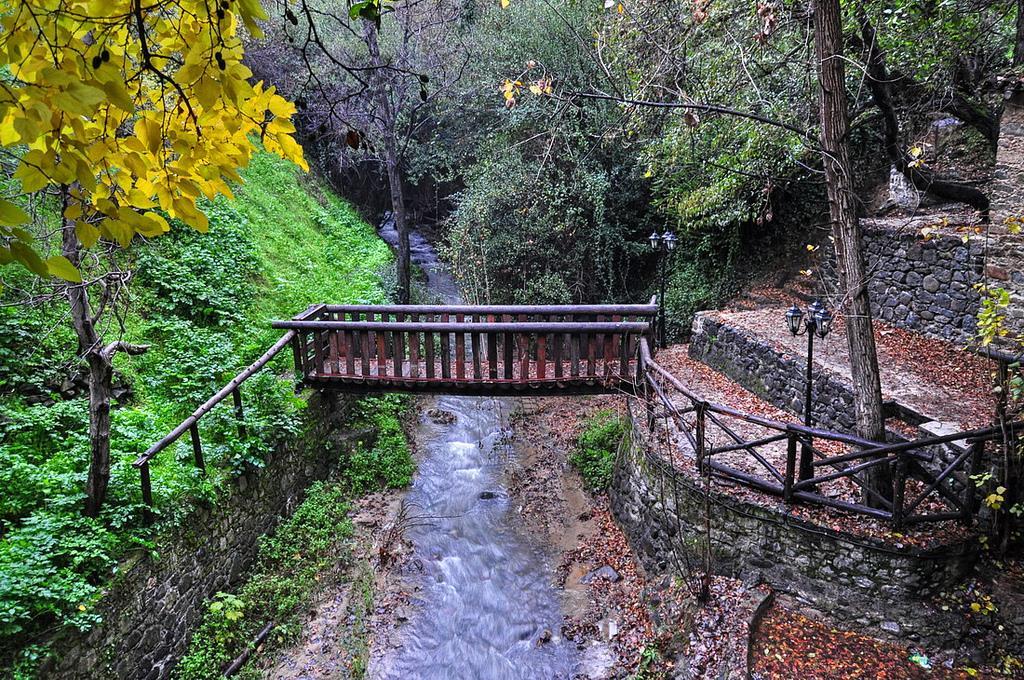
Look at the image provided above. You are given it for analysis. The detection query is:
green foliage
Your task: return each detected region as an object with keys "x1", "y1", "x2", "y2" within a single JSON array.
[
  {"x1": 0, "y1": 152, "x2": 391, "y2": 671},
  {"x1": 631, "y1": 643, "x2": 666, "y2": 680},
  {"x1": 176, "y1": 392, "x2": 415, "y2": 678},
  {"x1": 175, "y1": 480, "x2": 354, "y2": 680},
  {"x1": 570, "y1": 410, "x2": 627, "y2": 491},
  {"x1": 342, "y1": 395, "x2": 415, "y2": 494}
]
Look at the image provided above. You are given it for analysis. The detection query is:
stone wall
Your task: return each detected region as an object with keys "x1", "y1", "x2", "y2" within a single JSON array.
[
  {"x1": 611, "y1": 423, "x2": 979, "y2": 647},
  {"x1": 987, "y1": 89, "x2": 1024, "y2": 344},
  {"x1": 40, "y1": 391, "x2": 355, "y2": 680},
  {"x1": 689, "y1": 313, "x2": 858, "y2": 432},
  {"x1": 820, "y1": 219, "x2": 985, "y2": 342}
]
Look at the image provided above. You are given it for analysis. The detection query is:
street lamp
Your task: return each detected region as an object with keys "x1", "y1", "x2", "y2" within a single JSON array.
[
  {"x1": 785, "y1": 300, "x2": 833, "y2": 482},
  {"x1": 649, "y1": 230, "x2": 677, "y2": 347}
]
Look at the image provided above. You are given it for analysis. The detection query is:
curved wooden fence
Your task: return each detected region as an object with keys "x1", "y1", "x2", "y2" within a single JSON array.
[{"x1": 635, "y1": 336, "x2": 1019, "y2": 530}]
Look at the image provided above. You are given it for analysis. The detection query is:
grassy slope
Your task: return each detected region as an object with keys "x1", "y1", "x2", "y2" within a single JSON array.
[{"x1": 0, "y1": 152, "x2": 391, "y2": 673}]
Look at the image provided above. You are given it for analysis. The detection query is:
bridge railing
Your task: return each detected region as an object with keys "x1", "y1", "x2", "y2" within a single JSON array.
[
  {"x1": 130, "y1": 304, "x2": 325, "y2": 524},
  {"x1": 636, "y1": 337, "x2": 1018, "y2": 530},
  {"x1": 272, "y1": 303, "x2": 657, "y2": 393}
]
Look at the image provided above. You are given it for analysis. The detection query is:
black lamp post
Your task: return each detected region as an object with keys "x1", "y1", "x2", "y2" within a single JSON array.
[
  {"x1": 785, "y1": 300, "x2": 833, "y2": 482},
  {"x1": 649, "y1": 230, "x2": 677, "y2": 347}
]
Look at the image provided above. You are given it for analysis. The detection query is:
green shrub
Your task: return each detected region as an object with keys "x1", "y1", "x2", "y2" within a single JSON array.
[
  {"x1": 0, "y1": 151, "x2": 392, "y2": 672},
  {"x1": 570, "y1": 410, "x2": 626, "y2": 491},
  {"x1": 342, "y1": 395, "x2": 415, "y2": 494}
]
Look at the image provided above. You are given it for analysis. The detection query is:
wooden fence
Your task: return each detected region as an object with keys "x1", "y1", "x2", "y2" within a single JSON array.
[{"x1": 636, "y1": 337, "x2": 1019, "y2": 529}]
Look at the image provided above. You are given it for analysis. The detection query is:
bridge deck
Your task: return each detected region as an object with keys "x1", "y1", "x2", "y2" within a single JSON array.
[{"x1": 273, "y1": 303, "x2": 657, "y2": 395}]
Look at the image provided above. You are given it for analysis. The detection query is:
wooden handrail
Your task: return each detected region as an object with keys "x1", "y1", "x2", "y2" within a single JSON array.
[
  {"x1": 320, "y1": 303, "x2": 658, "y2": 315},
  {"x1": 133, "y1": 329, "x2": 297, "y2": 467},
  {"x1": 272, "y1": 320, "x2": 651, "y2": 333}
]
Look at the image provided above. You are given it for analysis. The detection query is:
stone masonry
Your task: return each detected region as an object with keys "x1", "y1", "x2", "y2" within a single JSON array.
[
  {"x1": 820, "y1": 219, "x2": 985, "y2": 342},
  {"x1": 39, "y1": 391, "x2": 356, "y2": 680},
  {"x1": 611, "y1": 420, "x2": 979, "y2": 647},
  {"x1": 987, "y1": 88, "x2": 1024, "y2": 344}
]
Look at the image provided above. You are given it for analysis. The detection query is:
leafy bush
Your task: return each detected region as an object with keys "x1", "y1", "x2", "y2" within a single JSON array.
[
  {"x1": 570, "y1": 410, "x2": 627, "y2": 491},
  {"x1": 175, "y1": 392, "x2": 414, "y2": 678},
  {"x1": 0, "y1": 151, "x2": 392, "y2": 672},
  {"x1": 342, "y1": 395, "x2": 415, "y2": 494}
]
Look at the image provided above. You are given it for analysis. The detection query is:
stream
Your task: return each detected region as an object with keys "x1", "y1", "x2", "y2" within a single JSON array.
[{"x1": 369, "y1": 218, "x2": 577, "y2": 679}]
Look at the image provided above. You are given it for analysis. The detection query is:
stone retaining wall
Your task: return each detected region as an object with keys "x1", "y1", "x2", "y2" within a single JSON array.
[
  {"x1": 40, "y1": 391, "x2": 355, "y2": 680},
  {"x1": 820, "y1": 220, "x2": 985, "y2": 342},
  {"x1": 689, "y1": 313, "x2": 857, "y2": 432},
  {"x1": 988, "y1": 89, "x2": 1024, "y2": 345},
  {"x1": 611, "y1": 421, "x2": 979, "y2": 647}
]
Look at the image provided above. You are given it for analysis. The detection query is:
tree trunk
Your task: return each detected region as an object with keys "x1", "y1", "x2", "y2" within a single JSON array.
[
  {"x1": 61, "y1": 213, "x2": 114, "y2": 517},
  {"x1": 84, "y1": 353, "x2": 114, "y2": 517},
  {"x1": 814, "y1": 0, "x2": 891, "y2": 503},
  {"x1": 1016, "y1": 0, "x2": 1024, "y2": 67},
  {"x1": 385, "y1": 137, "x2": 412, "y2": 303},
  {"x1": 363, "y1": 20, "x2": 412, "y2": 303}
]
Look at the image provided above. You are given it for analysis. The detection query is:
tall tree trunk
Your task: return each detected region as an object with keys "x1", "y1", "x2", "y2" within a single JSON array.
[
  {"x1": 363, "y1": 20, "x2": 411, "y2": 303},
  {"x1": 1016, "y1": 0, "x2": 1024, "y2": 67},
  {"x1": 61, "y1": 215, "x2": 114, "y2": 517},
  {"x1": 385, "y1": 136, "x2": 412, "y2": 303},
  {"x1": 814, "y1": 0, "x2": 891, "y2": 503}
]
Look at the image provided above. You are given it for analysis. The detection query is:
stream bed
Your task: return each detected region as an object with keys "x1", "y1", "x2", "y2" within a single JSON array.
[{"x1": 370, "y1": 218, "x2": 577, "y2": 679}]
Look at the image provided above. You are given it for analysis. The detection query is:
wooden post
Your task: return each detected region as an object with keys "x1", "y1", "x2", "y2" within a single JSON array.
[
  {"x1": 695, "y1": 402, "x2": 706, "y2": 473},
  {"x1": 965, "y1": 438, "x2": 985, "y2": 519},
  {"x1": 784, "y1": 430, "x2": 797, "y2": 503},
  {"x1": 190, "y1": 422, "x2": 205, "y2": 472},
  {"x1": 232, "y1": 386, "x2": 247, "y2": 440},
  {"x1": 455, "y1": 313, "x2": 466, "y2": 381},
  {"x1": 140, "y1": 461, "x2": 154, "y2": 526},
  {"x1": 891, "y1": 453, "x2": 907, "y2": 529},
  {"x1": 290, "y1": 334, "x2": 303, "y2": 382},
  {"x1": 440, "y1": 313, "x2": 451, "y2": 379}
]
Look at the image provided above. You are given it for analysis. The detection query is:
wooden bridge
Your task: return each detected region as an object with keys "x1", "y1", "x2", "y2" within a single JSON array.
[
  {"x1": 270, "y1": 302, "x2": 658, "y2": 395},
  {"x1": 133, "y1": 300, "x2": 1018, "y2": 532}
]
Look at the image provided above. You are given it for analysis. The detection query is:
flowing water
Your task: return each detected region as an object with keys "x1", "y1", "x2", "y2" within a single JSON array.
[{"x1": 370, "y1": 218, "x2": 576, "y2": 679}]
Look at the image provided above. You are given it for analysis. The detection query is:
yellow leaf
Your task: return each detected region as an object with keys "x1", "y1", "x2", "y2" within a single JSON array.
[
  {"x1": 54, "y1": 81, "x2": 106, "y2": 117},
  {"x1": 0, "y1": 199, "x2": 30, "y2": 226},
  {"x1": 75, "y1": 220, "x2": 100, "y2": 248},
  {"x1": 134, "y1": 118, "x2": 162, "y2": 156},
  {"x1": 500, "y1": 0, "x2": 510, "y2": 7},
  {"x1": 617, "y1": 3, "x2": 625, "y2": 13},
  {"x1": 45, "y1": 255, "x2": 82, "y2": 283}
]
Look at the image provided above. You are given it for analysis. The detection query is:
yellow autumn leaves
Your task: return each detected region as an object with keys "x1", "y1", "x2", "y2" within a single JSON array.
[{"x1": 0, "y1": 0, "x2": 307, "y2": 282}]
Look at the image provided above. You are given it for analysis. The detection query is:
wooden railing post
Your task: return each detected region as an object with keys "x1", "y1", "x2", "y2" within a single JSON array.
[
  {"x1": 232, "y1": 386, "x2": 247, "y2": 440},
  {"x1": 695, "y1": 401, "x2": 706, "y2": 473},
  {"x1": 190, "y1": 422, "x2": 205, "y2": 472},
  {"x1": 290, "y1": 333, "x2": 303, "y2": 383},
  {"x1": 140, "y1": 461, "x2": 154, "y2": 526},
  {"x1": 964, "y1": 438, "x2": 985, "y2": 519},
  {"x1": 891, "y1": 452, "x2": 907, "y2": 529},
  {"x1": 784, "y1": 429, "x2": 797, "y2": 504}
]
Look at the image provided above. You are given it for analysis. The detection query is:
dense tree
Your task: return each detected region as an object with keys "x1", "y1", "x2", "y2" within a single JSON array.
[{"x1": 248, "y1": 0, "x2": 469, "y2": 303}]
